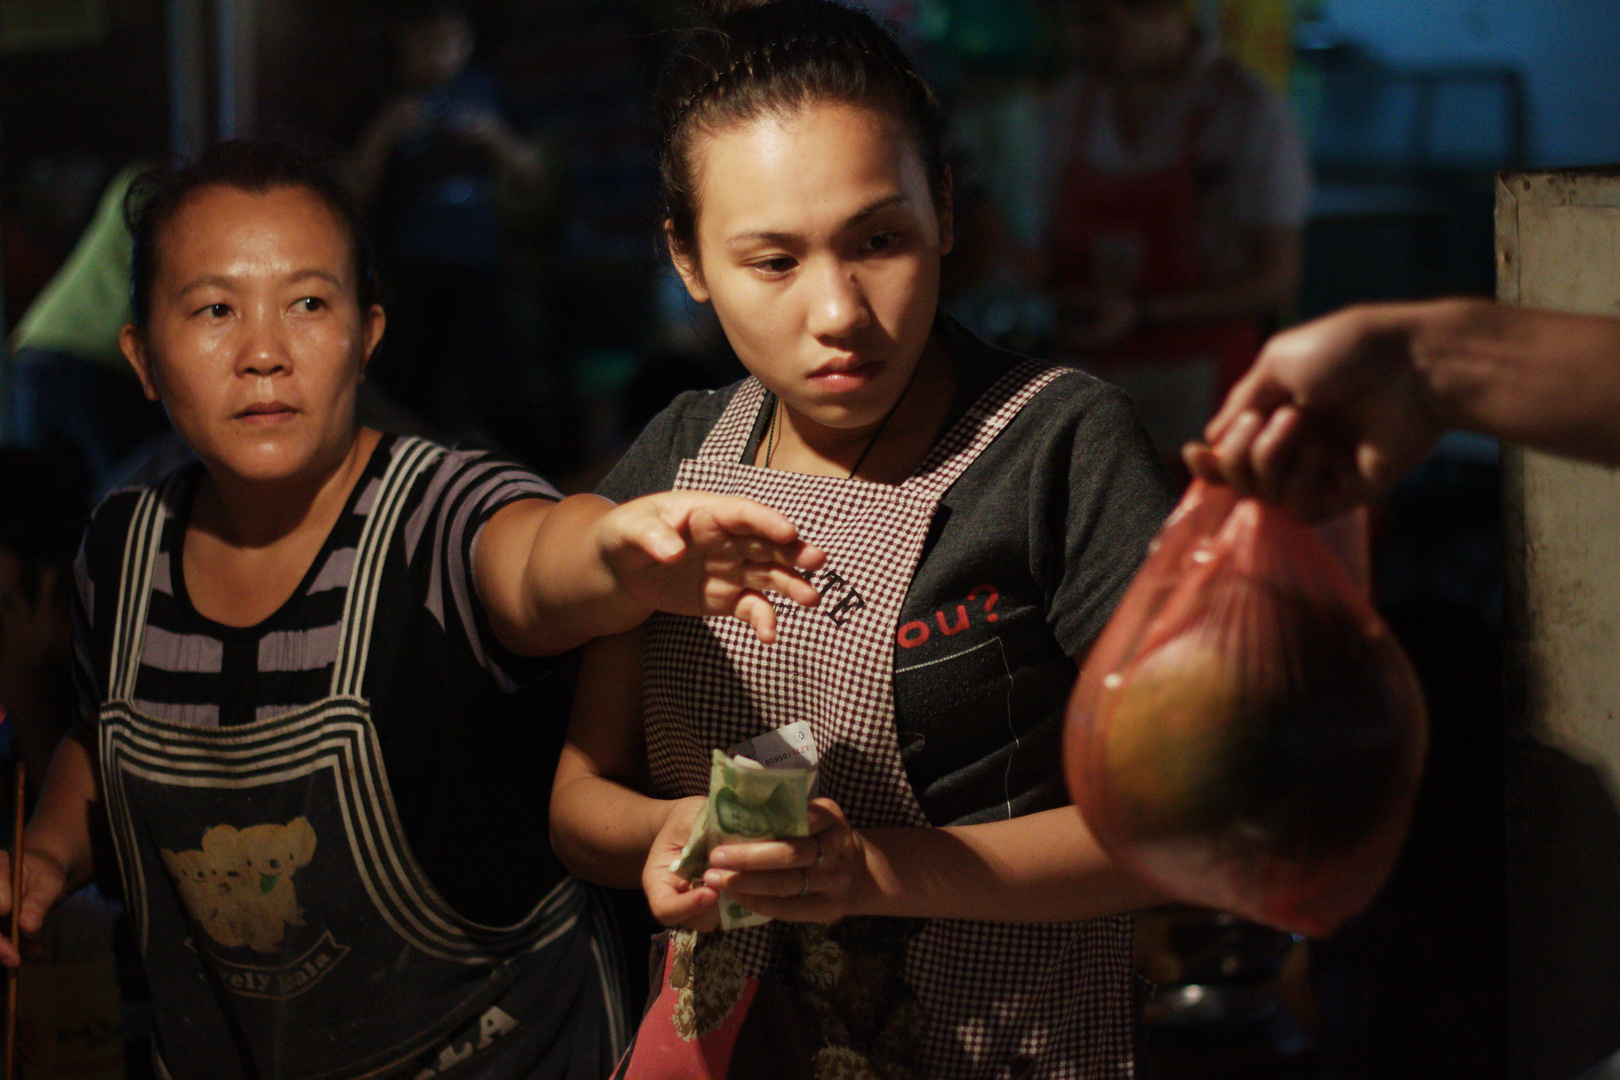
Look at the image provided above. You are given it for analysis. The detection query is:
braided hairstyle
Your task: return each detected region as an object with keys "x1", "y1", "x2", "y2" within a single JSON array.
[{"x1": 654, "y1": 0, "x2": 948, "y2": 264}]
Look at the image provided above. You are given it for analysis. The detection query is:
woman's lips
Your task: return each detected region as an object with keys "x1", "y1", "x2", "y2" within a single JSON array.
[
  {"x1": 808, "y1": 358, "x2": 881, "y2": 390},
  {"x1": 236, "y1": 402, "x2": 297, "y2": 423}
]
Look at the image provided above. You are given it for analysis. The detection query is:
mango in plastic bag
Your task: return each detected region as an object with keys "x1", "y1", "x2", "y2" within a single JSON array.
[{"x1": 1064, "y1": 480, "x2": 1427, "y2": 937}]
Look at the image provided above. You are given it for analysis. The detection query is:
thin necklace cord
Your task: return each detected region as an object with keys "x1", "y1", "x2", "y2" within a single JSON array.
[{"x1": 764, "y1": 358, "x2": 920, "y2": 479}]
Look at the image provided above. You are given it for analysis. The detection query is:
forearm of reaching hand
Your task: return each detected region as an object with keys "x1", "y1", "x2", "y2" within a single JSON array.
[
  {"x1": 1409, "y1": 298, "x2": 1620, "y2": 465},
  {"x1": 478, "y1": 494, "x2": 652, "y2": 657},
  {"x1": 850, "y1": 807, "x2": 1166, "y2": 924}
]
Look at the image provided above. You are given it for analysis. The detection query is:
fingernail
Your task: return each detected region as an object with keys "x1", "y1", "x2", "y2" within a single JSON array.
[{"x1": 708, "y1": 850, "x2": 730, "y2": 868}]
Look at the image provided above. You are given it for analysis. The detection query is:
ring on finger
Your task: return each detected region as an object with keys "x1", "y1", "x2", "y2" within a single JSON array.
[{"x1": 798, "y1": 867, "x2": 811, "y2": 898}]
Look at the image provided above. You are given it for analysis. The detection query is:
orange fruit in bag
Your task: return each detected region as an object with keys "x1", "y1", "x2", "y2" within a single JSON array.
[{"x1": 1065, "y1": 480, "x2": 1427, "y2": 938}]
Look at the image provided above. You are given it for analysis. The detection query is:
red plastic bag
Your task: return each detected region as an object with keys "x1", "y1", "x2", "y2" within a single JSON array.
[{"x1": 1064, "y1": 480, "x2": 1427, "y2": 937}]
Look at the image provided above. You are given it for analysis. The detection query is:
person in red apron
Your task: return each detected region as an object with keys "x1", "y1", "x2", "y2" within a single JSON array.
[
  {"x1": 1041, "y1": 0, "x2": 1309, "y2": 464},
  {"x1": 0, "y1": 140, "x2": 826, "y2": 1079},
  {"x1": 550, "y1": 3, "x2": 1177, "y2": 1077}
]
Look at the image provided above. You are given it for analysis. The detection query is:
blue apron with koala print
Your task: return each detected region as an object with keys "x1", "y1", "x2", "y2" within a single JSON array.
[{"x1": 96, "y1": 438, "x2": 624, "y2": 1080}]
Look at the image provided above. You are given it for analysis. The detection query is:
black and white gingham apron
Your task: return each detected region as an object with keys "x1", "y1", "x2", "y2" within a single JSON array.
[
  {"x1": 97, "y1": 437, "x2": 625, "y2": 1079},
  {"x1": 642, "y1": 362, "x2": 1136, "y2": 1080}
]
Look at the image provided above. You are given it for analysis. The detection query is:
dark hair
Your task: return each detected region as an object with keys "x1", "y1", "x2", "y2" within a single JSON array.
[
  {"x1": 124, "y1": 140, "x2": 381, "y2": 328},
  {"x1": 653, "y1": 0, "x2": 948, "y2": 261}
]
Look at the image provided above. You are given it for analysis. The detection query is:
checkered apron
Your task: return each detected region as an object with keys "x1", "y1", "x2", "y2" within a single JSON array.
[{"x1": 642, "y1": 361, "x2": 1136, "y2": 1079}]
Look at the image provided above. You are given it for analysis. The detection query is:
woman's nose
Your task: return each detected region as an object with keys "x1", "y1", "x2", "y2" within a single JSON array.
[
  {"x1": 237, "y1": 316, "x2": 291, "y2": 376},
  {"x1": 806, "y1": 261, "x2": 871, "y2": 341}
]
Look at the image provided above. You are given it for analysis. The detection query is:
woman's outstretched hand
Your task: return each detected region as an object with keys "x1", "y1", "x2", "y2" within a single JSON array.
[{"x1": 599, "y1": 492, "x2": 825, "y2": 643}]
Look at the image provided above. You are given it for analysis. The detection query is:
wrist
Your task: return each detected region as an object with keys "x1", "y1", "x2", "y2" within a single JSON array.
[
  {"x1": 843, "y1": 827, "x2": 894, "y2": 918},
  {"x1": 1400, "y1": 300, "x2": 1480, "y2": 429},
  {"x1": 663, "y1": 794, "x2": 706, "y2": 831},
  {"x1": 579, "y1": 498, "x2": 656, "y2": 626},
  {"x1": 594, "y1": 521, "x2": 647, "y2": 604}
]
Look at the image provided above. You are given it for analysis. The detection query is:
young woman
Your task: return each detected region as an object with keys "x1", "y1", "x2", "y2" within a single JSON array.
[
  {"x1": 0, "y1": 141, "x2": 824, "y2": 1080},
  {"x1": 549, "y1": 3, "x2": 1175, "y2": 1076}
]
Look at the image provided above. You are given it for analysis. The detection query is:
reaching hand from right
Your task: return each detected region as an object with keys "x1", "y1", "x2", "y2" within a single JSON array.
[{"x1": 1185, "y1": 302, "x2": 1450, "y2": 521}]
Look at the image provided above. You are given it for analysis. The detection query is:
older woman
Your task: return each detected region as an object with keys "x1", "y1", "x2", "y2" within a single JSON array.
[{"x1": 0, "y1": 140, "x2": 822, "y2": 1080}]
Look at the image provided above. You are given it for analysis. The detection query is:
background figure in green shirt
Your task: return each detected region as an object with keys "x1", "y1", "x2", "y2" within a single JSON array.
[{"x1": 8, "y1": 163, "x2": 172, "y2": 493}]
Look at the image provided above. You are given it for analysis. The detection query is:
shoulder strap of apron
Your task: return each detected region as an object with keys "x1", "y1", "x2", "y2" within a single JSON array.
[
  {"x1": 103, "y1": 437, "x2": 446, "y2": 705},
  {"x1": 906, "y1": 358, "x2": 1071, "y2": 501},
  {"x1": 329, "y1": 435, "x2": 444, "y2": 698},
  {"x1": 695, "y1": 379, "x2": 770, "y2": 464},
  {"x1": 691, "y1": 365, "x2": 1068, "y2": 490},
  {"x1": 106, "y1": 472, "x2": 186, "y2": 704}
]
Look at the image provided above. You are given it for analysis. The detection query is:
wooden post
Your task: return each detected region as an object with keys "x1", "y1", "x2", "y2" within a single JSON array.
[{"x1": 1497, "y1": 166, "x2": 1620, "y2": 1080}]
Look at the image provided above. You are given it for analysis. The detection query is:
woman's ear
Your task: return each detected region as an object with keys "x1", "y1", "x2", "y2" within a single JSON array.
[
  {"x1": 361, "y1": 304, "x2": 386, "y2": 370},
  {"x1": 119, "y1": 324, "x2": 162, "y2": 402},
  {"x1": 665, "y1": 220, "x2": 710, "y2": 304}
]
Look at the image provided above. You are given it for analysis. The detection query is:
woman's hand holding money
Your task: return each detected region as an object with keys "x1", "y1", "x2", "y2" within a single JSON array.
[
  {"x1": 643, "y1": 796, "x2": 722, "y2": 930},
  {"x1": 702, "y1": 799, "x2": 868, "y2": 924}
]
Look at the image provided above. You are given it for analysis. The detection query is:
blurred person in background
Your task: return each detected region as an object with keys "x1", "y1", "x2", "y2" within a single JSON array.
[
  {"x1": 344, "y1": 0, "x2": 549, "y2": 464},
  {"x1": 0, "y1": 446, "x2": 91, "y2": 800},
  {"x1": 0, "y1": 443, "x2": 134, "y2": 1080},
  {"x1": 8, "y1": 164, "x2": 171, "y2": 496},
  {"x1": 1037, "y1": 0, "x2": 1309, "y2": 467}
]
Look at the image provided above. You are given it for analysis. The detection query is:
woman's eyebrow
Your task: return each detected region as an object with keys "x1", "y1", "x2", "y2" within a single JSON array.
[
  {"x1": 175, "y1": 273, "x2": 239, "y2": 296},
  {"x1": 176, "y1": 268, "x2": 344, "y2": 295},
  {"x1": 285, "y1": 268, "x2": 345, "y2": 288},
  {"x1": 724, "y1": 228, "x2": 795, "y2": 250},
  {"x1": 723, "y1": 195, "x2": 913, "y2": 250},
  {"x1": 850, "y1": 194, "x2": 909, "y2": 222}
]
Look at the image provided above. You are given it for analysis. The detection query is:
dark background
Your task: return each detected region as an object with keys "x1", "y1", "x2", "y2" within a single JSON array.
[{"x1": 4, "y1": 2, "x2": 1618, "y2": 1078}]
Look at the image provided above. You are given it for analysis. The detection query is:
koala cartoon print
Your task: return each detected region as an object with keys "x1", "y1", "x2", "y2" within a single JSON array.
[
  {"x1": 238, "y1": 818, "x2": 317, "y2": 947},
  {"x1": 162, "y1": 817, "x2": 318, "y2": 953},
  {"x1": 160, "y1": 846, "x2": 239, "y2": 946}
]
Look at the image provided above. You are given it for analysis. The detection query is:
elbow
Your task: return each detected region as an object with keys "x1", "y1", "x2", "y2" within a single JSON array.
[
  {"x1": 547, "y1": 822, "x2": 594, "y2": 882},
  {"x1": 547, "y1": 783, "x2": 591, "y2": 879},
  {"x1": 547, "y1": 776, "x2": 638, "y2": 888}
]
